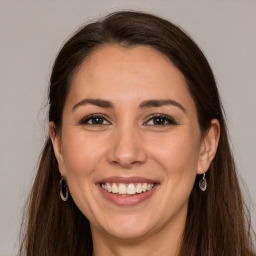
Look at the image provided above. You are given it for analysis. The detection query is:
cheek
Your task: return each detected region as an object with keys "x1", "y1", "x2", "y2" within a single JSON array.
[
  {"x1": 148, "y1": 129, "x2": 201, "y2": 174},
  {"x1": 146, "y1": 128, "x2": 202, "y2": 204},
  {"x1": 60, "y1": 128, "x2": 107, "y2": 218},
  {"x1": 61, "y1": 128, "x2": 106, "y2": 177}
]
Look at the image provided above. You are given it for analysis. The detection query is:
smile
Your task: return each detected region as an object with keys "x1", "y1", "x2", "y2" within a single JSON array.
[
  {"x1": 101, "y1": 182, "x2": 154, "y2": 196},
  {"x1": 97, "y1": 176, "x2": 159, "y2": 206}
]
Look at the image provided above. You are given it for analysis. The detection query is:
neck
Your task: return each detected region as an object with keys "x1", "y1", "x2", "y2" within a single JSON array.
[{"x1": 91, "y1": 210, "x2": 186, "y2": 256}]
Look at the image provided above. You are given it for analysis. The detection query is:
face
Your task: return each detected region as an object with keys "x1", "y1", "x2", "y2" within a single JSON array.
[{"x1": 51, "y1": 45, "x2": 214, "y2": 242}]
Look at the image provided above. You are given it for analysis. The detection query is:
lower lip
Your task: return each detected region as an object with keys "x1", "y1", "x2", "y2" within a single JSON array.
[{"x1": 98, "y1": 184, "x2": 158, "y2": 206}]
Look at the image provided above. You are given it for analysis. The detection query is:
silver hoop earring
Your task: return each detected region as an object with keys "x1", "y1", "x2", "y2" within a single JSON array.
[
  {"x1": 199, "y1": 173, "x2": 207, "y2": 191},
  {"x1": 59, "y1": 176, "x2": 69, "y2": 201}
]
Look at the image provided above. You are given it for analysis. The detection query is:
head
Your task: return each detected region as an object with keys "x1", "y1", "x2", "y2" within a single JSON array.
[
  {"x1": 22, "y1": 11, "x2": 254, "y2": 256},
  {"x1": 49, "y1": 11, "x2": 222, "y2": 133}
]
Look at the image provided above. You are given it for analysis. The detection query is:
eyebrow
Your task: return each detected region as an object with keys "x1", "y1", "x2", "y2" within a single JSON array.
[
  {"x1": 139, "y1": 99, "x2": 186, "y2": 113},
  {"x1": 72, "y1": 98, "x2": 186, "y2": 113},
  {"x1": 72, "y1": 99, "x2": 113, "y2": 111}
]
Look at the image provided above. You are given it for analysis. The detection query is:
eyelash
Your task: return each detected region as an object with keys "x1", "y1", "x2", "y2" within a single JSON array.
[
  {"x1": 143, "y1": 114, "x2": 177, "y2": 126},
  {"x1": 79, "y1": 114, "x2": 110, "y2": 125},
  {"x1": 79, "y1": 114, "x2": 177, "y2": 126}
]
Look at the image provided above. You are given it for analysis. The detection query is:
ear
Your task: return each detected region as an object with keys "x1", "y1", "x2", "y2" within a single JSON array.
[
  {"x1": 197, "y1": 119, "x2": 220, "y2": 174},
  {"x1": 49, "y1": 122, "x2": 66, "y2": 176}
]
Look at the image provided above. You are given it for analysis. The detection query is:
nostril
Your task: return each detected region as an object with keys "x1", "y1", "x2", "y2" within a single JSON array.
[
  {"x1": 110, "y1": 158, "x2": 142, "y2": 168},
  {"x1": 106, "y1": 131, "x2": 147, "y2": 167},
  {"x1": 108, "y1": 152, "x2": 147, "y2": 168}
]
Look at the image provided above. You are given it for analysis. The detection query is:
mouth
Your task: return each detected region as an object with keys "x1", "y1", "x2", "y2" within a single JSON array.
[
  {"x1": 101, "y1": 182, "x2": 155, "y2": 196},
  {"x1": 96, "y1": 176, "x2": 159, "y2": 206}
]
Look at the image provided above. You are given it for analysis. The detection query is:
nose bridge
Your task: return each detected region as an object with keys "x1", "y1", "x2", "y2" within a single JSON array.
[{"x1": 107, "y1": 119, "x2": 146, "y2": 167}]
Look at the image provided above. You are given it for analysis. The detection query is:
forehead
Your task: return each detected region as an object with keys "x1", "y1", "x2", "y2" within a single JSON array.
[{"x1": 67, "y1": 44, "x2": 196, "y2": 112}]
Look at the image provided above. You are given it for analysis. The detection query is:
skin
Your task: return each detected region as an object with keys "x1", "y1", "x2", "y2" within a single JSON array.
[{"x1": 50, "y1": 45, "x2": 220, "y2": 256}]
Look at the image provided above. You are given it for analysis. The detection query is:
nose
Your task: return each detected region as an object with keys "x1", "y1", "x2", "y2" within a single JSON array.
[{"x1": 107, "y1": 124, "x2": 147, "y2": 168}]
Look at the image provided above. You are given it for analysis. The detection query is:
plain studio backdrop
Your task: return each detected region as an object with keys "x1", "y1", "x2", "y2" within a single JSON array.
[{"x1": 0, "y1": 1, "x2": 255, "y2": 255}]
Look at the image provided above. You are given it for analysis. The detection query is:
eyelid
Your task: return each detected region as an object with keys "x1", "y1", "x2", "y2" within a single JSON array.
[
  {"x1": 79, "y1": 113, "x2": 111, "y2": 125},
  {"x1": 78, "y1": 113, "x2": 177, "y2": 126},
  {"x1": 143, "y1": 113, "x2": 177, "y2": 126}
]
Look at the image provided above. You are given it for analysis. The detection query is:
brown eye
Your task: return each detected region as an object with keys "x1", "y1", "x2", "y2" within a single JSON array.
[
  {"x1": 144, "y1": 114, "x2": 177, "y2": 126},
  {"x1": 91, "y1": 117, "x2": 104, "y2": 125},
  {"x1": 80, "y1": 114, "x2": 110, "y2": 125},
  {"x1": 153, "y1": 117, "x2": 168, "y2": 125}
]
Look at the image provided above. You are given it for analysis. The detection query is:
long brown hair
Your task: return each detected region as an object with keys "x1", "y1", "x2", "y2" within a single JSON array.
[{"x1": 20, "y1": 11, "x2": 255, "y2": 256}]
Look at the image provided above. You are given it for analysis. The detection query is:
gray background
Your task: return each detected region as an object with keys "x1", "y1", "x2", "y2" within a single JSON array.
[{"x1": 0, "y1": 1, "x2": 255, "y2": 255}]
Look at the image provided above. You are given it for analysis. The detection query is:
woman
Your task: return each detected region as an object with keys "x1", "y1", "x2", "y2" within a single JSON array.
[{"x1": 19, "y1": 11, "x2": 255, "y2": 256}]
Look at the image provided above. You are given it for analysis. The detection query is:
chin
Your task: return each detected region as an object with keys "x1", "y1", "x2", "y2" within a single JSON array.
[{"x1": 102, "y1": 222, "x2": 153, "y2": 241}]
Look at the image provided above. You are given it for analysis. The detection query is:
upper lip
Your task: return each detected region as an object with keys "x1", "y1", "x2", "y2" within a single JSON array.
[{"x1": 96, "y1": 176, "x2": 159, "y2": 184}]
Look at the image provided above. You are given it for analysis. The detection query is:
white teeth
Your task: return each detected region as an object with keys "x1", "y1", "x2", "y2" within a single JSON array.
[
  {"x1": 136, "y1": 183, "x2": 142, "y2": 193},
  {"x1": 127, "y1": 184, "x2": 136, "y2": 195},
  {"x1": 147, "y1": 184, "x2": 153, "y2": 191},
  {"x1": 118, "y1": 184, "x2": 127, "y2": 194},
  {"x1": 101, "y1": 182, "x2": 155, "y2": 195},
  {"x1": 106, "y1": 183, "x2": 112, "y2": 192},
  {"x1": 111, "y1": 183, "x2": 118, "y2": 193}
]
